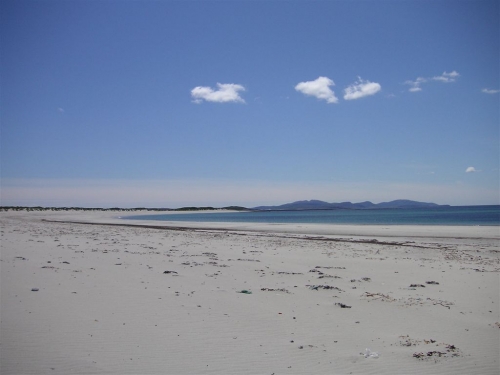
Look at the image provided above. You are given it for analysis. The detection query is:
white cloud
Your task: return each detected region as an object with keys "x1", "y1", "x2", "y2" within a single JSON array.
[
  {"x1": 432, "y1": 71, "x2": 460, "y2": 83},
  {"x1": 405, "y1": 71, "x2": 459, "y2": 92},
  {"x1": 57, "y1": 107, "x2": 64, "y2": 113},
  {"x1": 295, "y1": 76, "x2": 339, "y2": 104},
  {"x1": 405, "y1": 77, "x2": 427, "y2": 92},
  {"x1": 343, "y1": 77, "x2": 381, "y2": 100},
  {"x1": 466, "y1": 167, "x2": 477, "y2": 173},
  {"x1": 482, "y1": 88, "x2": 500, "y2": 94},
  {"x1": 191, "y1": 83, "x2": 246, "y2": 103}
]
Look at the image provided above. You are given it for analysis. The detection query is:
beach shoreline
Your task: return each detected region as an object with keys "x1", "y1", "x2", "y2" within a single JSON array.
[
  {"x1": 6, "y1": 209, "x2": 499, "y2": 239},
  {"x1": 1, "y1": 211, "x2": 499, "y2": 374}
]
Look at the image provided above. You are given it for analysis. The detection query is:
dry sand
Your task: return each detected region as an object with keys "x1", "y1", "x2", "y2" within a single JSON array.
[{"x1": 1, "y1": 211, "x2": 499, "y2": 374}]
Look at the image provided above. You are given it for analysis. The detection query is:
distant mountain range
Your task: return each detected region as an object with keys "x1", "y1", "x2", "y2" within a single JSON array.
[{"x1": 252, "y1": 199, "x2": 449, "y2": 211}]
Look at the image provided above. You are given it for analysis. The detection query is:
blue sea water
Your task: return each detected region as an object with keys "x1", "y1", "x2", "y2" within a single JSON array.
[{"x1": 124, "y1": 205, "x2": 500, "y2": 226}]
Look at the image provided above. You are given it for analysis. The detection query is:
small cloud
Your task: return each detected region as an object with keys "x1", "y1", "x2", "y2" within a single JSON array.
[
  {"x1": 57, "y1": 107, "x2": 64, "y2": 113},
  {"x1": 343, "y1": 77, "x2": 381, "y2": 100},
  {"x1": 432, "y1": 71, "x2": 460, "y2": 83},
  {"x1": 465, "y1": 167, "x2": 477, "y2": 173},
  {"x1": 405, "y1": 77, "x2": 427, "y2": 92},
  {"x1": 482, "y1": 88, "x2": 500, "y2": 94},
  {"x1": 295, "y1": 76, "x2": 339, "y2": 104},
  {"x1": 191, "y1": 83, "x2": 246, "y2": 103},
  {"x1": 405, "y1": 71, "x2": 459, "y2": 92}
]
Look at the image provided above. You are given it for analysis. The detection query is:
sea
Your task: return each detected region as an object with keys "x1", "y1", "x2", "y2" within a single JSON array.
[{"x1": 124, "y1": 205, "x2": 500, "y2": 226}]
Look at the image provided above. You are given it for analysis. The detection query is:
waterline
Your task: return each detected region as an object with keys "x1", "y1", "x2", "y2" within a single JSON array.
[{"x1": 124, "y1": 206, "x2": 500, "y2": 226}]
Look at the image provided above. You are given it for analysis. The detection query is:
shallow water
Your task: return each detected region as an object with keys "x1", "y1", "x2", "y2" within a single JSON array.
[{"x1": 124, "y1": 205, "x2": 500, "y2": 226}]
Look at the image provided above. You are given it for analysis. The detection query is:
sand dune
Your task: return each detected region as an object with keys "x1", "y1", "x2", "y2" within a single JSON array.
[{"x1": 1, "y1": 211, "x2": 499, "y2": 374}]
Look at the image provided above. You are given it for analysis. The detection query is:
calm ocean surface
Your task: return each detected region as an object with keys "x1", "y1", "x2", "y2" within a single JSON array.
[{"x1": 124, "y1": 205, "x2": 500, "y2": 226}]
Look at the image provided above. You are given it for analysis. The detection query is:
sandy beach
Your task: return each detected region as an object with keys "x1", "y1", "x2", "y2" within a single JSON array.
[{"x1": 1, "y1": 210, "x2": 499, "y2": 375}]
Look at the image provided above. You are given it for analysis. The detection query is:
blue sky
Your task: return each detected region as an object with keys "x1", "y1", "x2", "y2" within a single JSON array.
[{"x1": 1, "y1": 0, "x2": 499, "y2": 207}]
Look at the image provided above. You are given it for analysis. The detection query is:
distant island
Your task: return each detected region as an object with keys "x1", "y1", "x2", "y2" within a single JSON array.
[{"x1": 252, "y1": 199, "x2": 449, "y2": 211}]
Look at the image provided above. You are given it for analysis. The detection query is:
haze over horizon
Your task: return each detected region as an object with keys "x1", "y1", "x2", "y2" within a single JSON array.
[{"x1": 1, "y1": 1, "x2": 498, "y2": 208}]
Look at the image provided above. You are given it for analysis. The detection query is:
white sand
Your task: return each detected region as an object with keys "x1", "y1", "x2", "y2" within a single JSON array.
[{"x1": 1, "y1": 211, "x2": 499, "y2": 374}]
